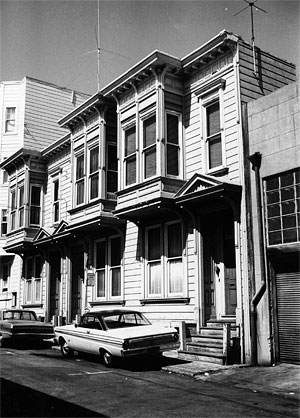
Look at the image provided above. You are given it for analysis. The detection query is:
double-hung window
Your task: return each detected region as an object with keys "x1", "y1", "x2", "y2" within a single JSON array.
[
  {"x1": 95, "y1": 235, "x2": 122, "y2": 299},
  {"x1": 145, "y1": 221, "x2": 183, "y2": 298},
  {"x1": 18, "y1": 185, "x2": 25, "y2": 227},
  {"x1": 143, "y1": 114, "x2": 156, "y2": 179},
  {"x1": 75, "y1": 153, "x2": 85, "y2": 205},
  {"x1": 10, "y1": 189, "x2": 16, "y2": 231},
  {"x1": 24, "y1": 255, "x2": 42, "y2": 305},
  {"x1": 205, "y1": 100, "x2": 222, "y2": 170},
  {"x1": 5, "y1": 107, "x2": 16, "y2": 133},
  {"x1": 124, "y1": 126, "x2": 136, "y2": 186},
  {"x1": 1, "y1": 261, "x2": 10, "y2": 292},
  {"x1": 30, "y1": 185, "x2": 41, "y2": 226},
  {"x1": 166, "y1": 112, "x2": 181, "y2": 177},
  {"x1": 53, "y1": 178, "x2": 60, "y2": 223},
  {"x1": 89, "y1": 146, "x2": 99, "y2": 200},
  {"x1": 1, "y1": 209, "x2": 7, "y2": 236}
]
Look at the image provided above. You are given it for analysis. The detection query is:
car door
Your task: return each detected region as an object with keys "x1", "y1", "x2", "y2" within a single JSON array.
[
  {"x1": 87, "y1": 317, "x2": 106, "y2": 355},
  {"x1": 71, "y1": 316, "x2": 95, "y2": 353}
]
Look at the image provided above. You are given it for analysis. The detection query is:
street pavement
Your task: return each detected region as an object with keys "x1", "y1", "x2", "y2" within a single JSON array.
[{"x1": 161, "y1": 350, "x2": 300, "y2": 400}]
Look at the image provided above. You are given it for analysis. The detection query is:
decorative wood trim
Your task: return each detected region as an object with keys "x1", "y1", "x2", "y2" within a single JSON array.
[
  {"x1": 21, "y1": 304, "x2": 43, "y2": 308},
  {"x1": 89, "y1": 300, "x2": 126, "y2": 307}
]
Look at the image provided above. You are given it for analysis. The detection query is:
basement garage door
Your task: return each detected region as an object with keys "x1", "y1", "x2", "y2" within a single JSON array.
[{"x1": 275, "y1": 271, "x2": 300, "y2": 364}]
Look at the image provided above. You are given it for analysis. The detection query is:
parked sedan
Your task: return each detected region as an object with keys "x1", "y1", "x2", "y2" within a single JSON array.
[
  {"x1": 0, "y1": 308, "x2": 55, "y2": 348},
  {"x1": 55, "y1": 309, "x2": 180, "y2": 367}
]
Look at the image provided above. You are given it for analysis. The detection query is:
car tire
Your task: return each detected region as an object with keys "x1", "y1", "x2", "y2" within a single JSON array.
[
  {"x1": 102, "y1": 350, "x2": 114, "y2": 367},
  {"x1": 60, "y1": 340, "x2": 74, "y2": 358}
]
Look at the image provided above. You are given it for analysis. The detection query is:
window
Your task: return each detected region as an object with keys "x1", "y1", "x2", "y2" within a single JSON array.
[
  {"x1": 1, "y1": 262, "x2": 10, "y2": 292},
  {"x1": 30, "y1": 185, "x2": 41, "y2": 225},
  {"x1": 145, "y1": 221, "x2": 183, "y2": 298},
  {"x1": 143, "y1": 115, "x2": 156, "y2": 179},
  {"x1": 95, "y1": 236, "x2": 122, "y2": 299},
  {"x1": 10, "y1": 189, "x2": 16, "y2": 230},
  {"x1": 124, "y1": 126, "x2": 136, "y2": 186},
  {"x1": 24, "y1": 255, "x2": 42, "y2": 304},
  {"x1": 53, "y1": 178, "x2": 59, "y2": 223},
  {"x1": 1, "y1": 209, "x2": 7, "y2": 236},
  {"x1": 205, "y1": 100, "x2": 222, "y2": 170},
  {"x1": 5, "y1": 107, "x2": 16, "y2": 133},
  {"x1": 18, "y1": 185, "x2": 25, "y2": 227},
  {"x1": 166, "y1": 113, "x2": 181, "y2": 177},
  {"x1": 75, "y1": 153, "x2": 85, "y2": 205},
  {"x1": 265, "y1": 169, "x2": 300, "y2": 245},
  {"x1": 107, "y1": 144, "x2": 118, "y2": 195},
  {"x1": 2, "y1": 169, "x2": 8, "y2": 184},
  {"x1": 89, "y1": 146, "x2": 99, "y2": 200}
]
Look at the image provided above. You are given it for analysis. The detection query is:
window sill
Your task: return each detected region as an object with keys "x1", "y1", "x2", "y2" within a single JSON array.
[
  {"x1": 89, "y1": 300, "x2": 126, "y2": 307},
  {"x1": 21, "y1": 303, "x2": 43, "y2": 308},
  {"x1": 140, "y1": 297, "x2": 190, "y2": 306},
  {"x1": 206, "y1": 166, "x2": 229, "y2": 177}
]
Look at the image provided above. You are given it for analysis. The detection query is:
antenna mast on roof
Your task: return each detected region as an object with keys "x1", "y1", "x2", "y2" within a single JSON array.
[{"x1": 234, "y1": 0, "x2": 267, "y2": 76}]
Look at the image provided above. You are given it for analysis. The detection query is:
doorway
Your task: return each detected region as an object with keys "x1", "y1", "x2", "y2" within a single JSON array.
[
  {"x1": 70, "y1": 246, "x2": 84, "y2": 321},
  {"x1": 202, "y1": 210, "x2": 237, "y2": 323},
  {"x1": 49, "y1": 251, "x2": 61, "y2": 318}
]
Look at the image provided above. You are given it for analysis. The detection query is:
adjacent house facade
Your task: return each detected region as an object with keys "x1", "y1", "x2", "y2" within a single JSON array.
[
  {"x1": 246, "y1": 80, "x2": 299, "y2": 365},
  {"x1": 0, "y1": 77, "x2": 89, "y2": 311},
  {"x1": 0, "y1": 31, "x2": 297, "y2": 365}
]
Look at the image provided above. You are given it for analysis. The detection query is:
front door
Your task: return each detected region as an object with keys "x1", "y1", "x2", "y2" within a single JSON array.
[
  {"x1": 202, "y1": 210, "x2": 237, "y2": 322},
  {"x1": 70, "y1": 246, "x2": 84, "y2": 321},
  {"x1": 49, "y1": 251, "x2": 61, "y2": 318}
]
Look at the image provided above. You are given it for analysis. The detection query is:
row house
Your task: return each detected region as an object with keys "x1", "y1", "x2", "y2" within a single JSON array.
[
  {"x1": 0, "y1": 77, "x2": 89, "y2": 310},
  {"x1": 1, "y1": 31, "x2": 296, "y2": 365}
]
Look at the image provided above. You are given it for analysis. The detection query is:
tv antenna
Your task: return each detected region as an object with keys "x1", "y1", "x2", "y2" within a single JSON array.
[
  {"x1": 81, "y1": 0, "x2": 129, "y2": 91},
  {"x1": 234, "y1": 0, "x2": 267, "y2": 76}
]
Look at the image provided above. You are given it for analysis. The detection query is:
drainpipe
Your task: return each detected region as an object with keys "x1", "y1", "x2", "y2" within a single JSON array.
[{"x1": 248, "y1": 152, "x2": 266, "y2": 365}]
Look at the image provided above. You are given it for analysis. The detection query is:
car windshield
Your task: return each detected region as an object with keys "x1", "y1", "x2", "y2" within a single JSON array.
[
  {"x1": 102, "y1": 312, "x2": 151, "y2": 330},
  {"x1": 3, "y1": 311, "x2": 37, "y2": 321}
]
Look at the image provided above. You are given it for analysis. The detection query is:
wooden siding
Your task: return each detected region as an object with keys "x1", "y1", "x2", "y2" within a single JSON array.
[
  {"x1": 238, "y1": 43, "x2": 296, "y2": 103},
  {"x1": 24, "y1": 78, "x2": 88, "y2": 151}
]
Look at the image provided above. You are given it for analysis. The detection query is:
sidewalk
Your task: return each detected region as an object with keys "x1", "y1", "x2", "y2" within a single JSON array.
[{"x1": 161, "y1": 351, "x2": 300, "y2": 400}]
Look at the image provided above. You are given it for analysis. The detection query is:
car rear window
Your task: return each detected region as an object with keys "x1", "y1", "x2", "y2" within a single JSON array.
[
  {"x1": 3, "y1": 311, "x2": 37, "y2": 321},
  {"x1": 102, "y1": 312, "x2": 150, "y2": 329}
]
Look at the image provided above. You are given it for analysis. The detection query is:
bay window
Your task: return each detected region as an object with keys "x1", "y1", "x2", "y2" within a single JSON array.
[{"x1": 95, "y1": 235, "x2": 122, "y2": 299}]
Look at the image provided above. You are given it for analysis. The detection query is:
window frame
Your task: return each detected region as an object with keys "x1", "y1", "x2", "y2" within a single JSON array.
[
  {"x1": 4, "y1": 106, "x2": 17, "y2": 133},
  {"x1": 141, "y1": 112, "x2": 157, "y2": 181},
  {"x1": 165, "y1": 111, "x2": 182, "y2": 178},
  {"x1": 75, "y1": 150, "x2": 85, "y2": 206},
  {"x1": 18, "y1": 184, "x2": 25, "y2": 228},
  {"x1": 24, "y1": 255, "x2": 42, "y2": 305},
  {"x1": 88, "y1": 144, "x2": 100, "y2": 201},
  {"x1": 10, "y1": 188, "x2": 16, "y2": 231},
  {"x1": 94, "y1": 235, "x2": 122, "y2": 301},
  {"x1": 29, "y1": 184, "x2": 42, "y2": 226},
  {"x1": 52, "y1": 177, "x2": 60, "y2": 224},
  {"x1": 1, "y1": 261, "x2": 10, "y2": 293},
  {"x1": 123, "y1": 123, "x2": 137, "y2": 188},
  {"x1": 1, "y1": 208, "x2": 8, "y2": 236}
]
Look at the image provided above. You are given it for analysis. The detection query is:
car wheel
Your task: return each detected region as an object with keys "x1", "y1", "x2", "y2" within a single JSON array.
[
  {"x1": 102, "y1": 350, "x2": 114, "y2": 367},
  {"x1": 60, "y1": 340, "x2": 74, "y2": 358}
]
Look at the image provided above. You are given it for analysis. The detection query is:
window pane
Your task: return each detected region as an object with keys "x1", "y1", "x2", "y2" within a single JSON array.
[
  {"x1": 268, "y1": 217, "x2": 281, "y2": 232},
  {"x1": 107, "y1": 144, "x2": 117, "y2": 170},
  {"x1": 30, "y1": 207, "x2": 40, "y2": 225},
  {"x1": 76, "y1": 155, "x2": 84, "y2": 180},
  {"x1": 126, "y1": 156, "x2": 136, "y2": 185},
  {"x1": 281, "y1": 172, "x2": 294, "y2": 187},
  {"x1": 26, "y1": 258, "x2": 33, "y2": 278},
  {"x1": 282, "y1": 200, "x2": 295, "y2": 215},
  {"x1": 208, "y1": 135, "x2": 222, "y2": 169},
  {"x1": 76, "y1": 180, "x2": 84, "y2": 205},
  {"x1": 169, "y1": 259, "x2": 183, "y2": 294},
  {"x1": 35, "y1": 256, "x2": 42, "y2": 277},
  {"x1": 207, "y1": 102, "x2": 220, "y2": 137},
  {"x1": 267, "y1": 204, "x2": 280, "y2": 217},
  {"x1": 96, "y1": 241, "x2": 106, "y2": 269},
  {"x1": 107, "y1": 172, "x2": 117, "y2": 193},
  {"x1": 281, "y1": 186, "x2": 294, "y2": 201},
  {"x1": 54, "y1": 180, "x2": 59, "y2": 201},
  {"x1": 31, "y1": 186, "x2": 41, "y2": 206},
  {"x1": 35, "y1": 279, "x2": 41, "y2": 302},
  {"x1": 167, "y1": 114, "x2": 178, "y2": 145},
  {"x1": 125, "y1": 127, "x2": 136, "y2": 156},
  {"x1": 111, "y1": 267, "x2": 121, "y2": 297},
  {"x1": 149, "y1": 262, "x2": 161, "y2": 295},
  {"x1": 90, "y1": 173, "x2": 99, "y2": 199},
  {"x1": 90, "y1": 147, "x2": 99, "y2": 174},
  {"x1": 111, "y1": 237, "x2": 121, "y2": 266},
  {"x1": 26, "y1": 280, "x2": 32, "y2": 302},
  {"x1": 148, "y1": 227, "x2": 160, "y2": 260},
  {"x1": 19, "y1": 207, "x2": 24, "y2": 227},
  {"x1": 168, "y1": 223, "x2": 182, "y2": 258},
  {"x1": 5, "y1": 107, "x2": 16, "y2": 132},
  {"x1": 19, "y1": 186, "x2": 24, "y2": 206},
  {"x1": 97, "y1": 270, "x2": 105, "y2": 297},
  {"x1": 266, "y1": 177, "x2": 279, "y2": 191},
  {"x1": 143, "y1": 116, "x2": 156, "y2": 148},
  {"x1": 144, "y1": 147, "x2": 156, "y2": 178},
  {"x1": 167, "y1": 144, "x2": 179, "y2": 176},
  {"x1": 283, "y1": 229, "x2": 297, "y2": 243}
]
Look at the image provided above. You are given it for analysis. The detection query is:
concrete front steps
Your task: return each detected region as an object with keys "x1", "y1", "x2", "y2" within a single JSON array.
[{"x1": 178, "y1": 319, "x2": 239, "y2": 365}]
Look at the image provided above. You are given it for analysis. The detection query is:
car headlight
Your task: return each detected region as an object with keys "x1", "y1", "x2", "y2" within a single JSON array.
[
  {"x1": 173, "y1": 333, "x2": 179, "y2": 342},
  {"x1": 123, "y1": 340, "x2": 130, "y2": 350}
]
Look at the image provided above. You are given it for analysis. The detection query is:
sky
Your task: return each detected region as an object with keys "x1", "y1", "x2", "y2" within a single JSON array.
[{"x1": 1, "y1": 0, "x2": 299, "y2": 95}]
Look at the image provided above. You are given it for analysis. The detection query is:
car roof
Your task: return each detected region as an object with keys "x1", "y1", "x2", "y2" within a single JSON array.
[
  {"x1": 84, "y1": 309, "x2": 141, "y2": 316},
  {"x1": 0, "y1": 308, "x2": 35, "y2": 312}
]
